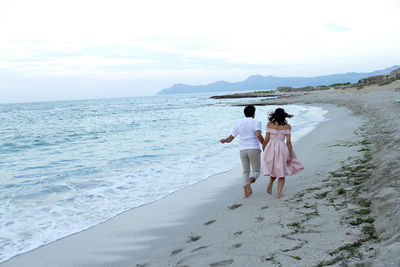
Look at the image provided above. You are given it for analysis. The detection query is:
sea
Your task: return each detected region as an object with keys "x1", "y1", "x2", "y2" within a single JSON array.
[{"x1": 0, "y1": 93, "x2": 327, "y2": 263}]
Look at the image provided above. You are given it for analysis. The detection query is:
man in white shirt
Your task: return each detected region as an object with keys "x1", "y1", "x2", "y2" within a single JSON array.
[{"x1": 220, "y1": 105, "x2": 264, "y2": 198}]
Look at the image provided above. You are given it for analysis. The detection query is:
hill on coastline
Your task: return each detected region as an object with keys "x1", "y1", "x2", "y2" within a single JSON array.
[{"x1": 157, "y1": 65, "x2": 400, "y2": 95}]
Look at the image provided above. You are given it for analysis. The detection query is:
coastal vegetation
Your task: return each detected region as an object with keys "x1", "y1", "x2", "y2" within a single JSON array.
[
  {"x1": 273, "y1": 123, "x2": 379, "y2": 266},
  {"x1": 313, "y1": 124, "x2": 379, "y2": 265}
]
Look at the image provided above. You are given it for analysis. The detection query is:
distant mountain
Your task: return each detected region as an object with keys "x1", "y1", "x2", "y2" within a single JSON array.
[{"x1": 157, "y1": 65, "x2": 400, "y2": 95}]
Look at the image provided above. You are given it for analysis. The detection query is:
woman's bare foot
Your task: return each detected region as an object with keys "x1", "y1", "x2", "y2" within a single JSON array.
[
  {"x1": 267, "y1": 183, "x2": 273, "y2": 194},
  {"x1": 268, "y1": 177, "x2": 276, "y2": 195},
  {"x1": 276, "y1": 177, "x2": 285, "y2": 199}
]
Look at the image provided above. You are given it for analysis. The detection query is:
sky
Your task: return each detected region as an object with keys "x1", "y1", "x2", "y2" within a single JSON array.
[{"x1": 0, "y1": 0, "x2": 400, "y2": 103}]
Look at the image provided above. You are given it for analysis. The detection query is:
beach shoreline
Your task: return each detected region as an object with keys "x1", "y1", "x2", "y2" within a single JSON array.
[
  {"x1": 1, "y1": 103, "x2": 367, "y2": 267},
  {"x1": 2, "y1": 82, "x2": 400, "y2": 266}
]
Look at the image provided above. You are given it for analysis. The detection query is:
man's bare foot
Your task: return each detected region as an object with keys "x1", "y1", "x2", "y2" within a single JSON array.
[
  {"x1": 267, "y1": 183, "x2": 272, "y2": 194},
  {"x1": 243, "y1": 186, "x2": 249, "y2": 198},
  {"x1": 243, "y1": 184, "x2": 252, "y2": 198},
  {"x1": 276, "y1": 192, "x2": 281, "y2": 198},
  {"x1": 247, "y1": 185, "x2": 253, "y2": 196}
]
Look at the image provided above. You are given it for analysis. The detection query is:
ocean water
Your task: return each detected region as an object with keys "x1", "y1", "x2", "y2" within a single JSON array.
[{"x1": 0, "y1": 93, "x2": 327, "y2": 262}]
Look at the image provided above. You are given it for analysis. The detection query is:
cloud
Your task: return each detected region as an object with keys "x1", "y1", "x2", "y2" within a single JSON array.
[
  {"x1": 323, "y1": 23, "x2": 351, "y2": 32},
  {"x1": 0, "y1": 54, "x2": 153, "y2": 76},
  {"x1": 0, "y1": 36, "x2": 285, "y2": 79}
]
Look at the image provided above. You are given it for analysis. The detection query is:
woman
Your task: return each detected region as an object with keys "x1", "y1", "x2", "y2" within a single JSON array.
[{"x1": 262, "y1": 108, "x2": 304, "y2": 198}]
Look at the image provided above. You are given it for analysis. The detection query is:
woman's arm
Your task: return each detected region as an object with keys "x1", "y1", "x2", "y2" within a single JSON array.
[
  {"x1": 286, "y1": 134, "x2": 294, "y2": 160},
  {"x1": 262, "y1": 132, "x2": 270, "y2": 150},
  {"x1": 263, "y1": 122, "x2": 273, "y2": 150},
  {"x1": 220, "y1": 135, "x2": 235, "y2": 143}
]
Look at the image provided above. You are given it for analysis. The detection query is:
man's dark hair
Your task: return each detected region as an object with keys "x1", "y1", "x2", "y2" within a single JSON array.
[{"x1": 244, "y1": 105, "x2": 256, "y2": 117}]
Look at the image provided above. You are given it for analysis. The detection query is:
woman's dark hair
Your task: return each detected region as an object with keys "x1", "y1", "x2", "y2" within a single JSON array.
[
  {"x1": 244, "y1": 105, "x2": 256, "y2": 117},
  {"x1": 268, "y1": 108, "x2": 293, "y2": 125}
]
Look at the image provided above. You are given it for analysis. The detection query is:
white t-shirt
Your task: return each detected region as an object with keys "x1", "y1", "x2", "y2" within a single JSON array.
[{"x1": 232, "y1": 117, "x2": 262, "y2": 150}]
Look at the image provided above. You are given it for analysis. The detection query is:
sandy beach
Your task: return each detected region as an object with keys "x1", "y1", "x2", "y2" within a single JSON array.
[{"x1": 2, "y1": 82, "x2": 400, "y2": 266}]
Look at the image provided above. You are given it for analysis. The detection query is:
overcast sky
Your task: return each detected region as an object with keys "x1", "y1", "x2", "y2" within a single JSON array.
[{"x1": 1, "y1": 0, "x2": 400, "y2": 103}]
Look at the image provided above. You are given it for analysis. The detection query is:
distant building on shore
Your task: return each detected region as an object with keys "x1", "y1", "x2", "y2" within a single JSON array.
[{"x1": 360, "y1": 68, "x2": 400, "y2": 85}]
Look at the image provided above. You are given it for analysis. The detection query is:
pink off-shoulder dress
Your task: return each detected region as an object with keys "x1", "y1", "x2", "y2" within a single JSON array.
[{"x1": 262, "y1": 128, "x2": 304, "y2": 177}]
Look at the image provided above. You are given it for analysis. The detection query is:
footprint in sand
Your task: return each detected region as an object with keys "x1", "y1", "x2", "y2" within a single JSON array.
[
  {"x1": 261, "y1": 206, "x2": 269, "y2": 209},
  {"x1": 135, "y1": 264, "x2": 149, "y2": 267},
  {"x1": 187, "y1": 235, "x2": 201, "y2": 243},
  {"x1": 256, "y1": 216, "x2": 265, "y2": 222},
  {"x1": 170, "y1": 248, "x2": 183, "y2": 256},
  {"x1": 282, "y1": 245, "x2": 302, "y2": 252},
  {"x1": 209, "y1": 259, "x2": 234, "y2": 266},
  {"x1": 191, "y1": 245, "x2": 209, "y2": 253},
  {"x1": 232, "y1": 243, "x2": 242, "y2": 248},
  {"x1": 262, "y1": 255, "x2": 275, "y2": 261},
  {"x1": 228, "y1": 204, "x2": 242, "y2": 210},
  {"x1": 233, "y1": 231, "x2": 243, "y2": 236},
  {"x1": 203, "y1": 219, "x2": 216, "y2": 225}
]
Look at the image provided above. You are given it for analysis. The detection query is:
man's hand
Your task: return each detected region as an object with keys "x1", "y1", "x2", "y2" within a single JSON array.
[
  {"x1": 256, "y1": 130, "x2": 264, "y2": 145},
  {"x1": 220, "y1": 135, "x2": 234, "y2": 144}
]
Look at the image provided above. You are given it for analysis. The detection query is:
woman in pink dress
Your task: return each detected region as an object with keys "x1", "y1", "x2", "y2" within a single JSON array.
[{"x1": 262, "y1": 108, "x2": 304, "y2": 198}]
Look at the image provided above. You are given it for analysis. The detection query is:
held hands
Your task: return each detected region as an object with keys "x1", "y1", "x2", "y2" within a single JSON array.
[{"x1": 220, "y1": 139, "x2": 226, "y2": 144}]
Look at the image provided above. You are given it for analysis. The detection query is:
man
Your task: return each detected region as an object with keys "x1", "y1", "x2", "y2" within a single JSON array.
[{"x1": 220, "y1": 105, "x2": 264, "y2": 198}]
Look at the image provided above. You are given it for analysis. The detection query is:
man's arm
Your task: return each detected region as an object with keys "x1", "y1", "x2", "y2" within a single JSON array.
[
  {"x1": 256, "y1": 130, "x2": 264, "y2": 145},
  {"x1": 220, "y1": 135, "x2": 235, "y2": 143}
]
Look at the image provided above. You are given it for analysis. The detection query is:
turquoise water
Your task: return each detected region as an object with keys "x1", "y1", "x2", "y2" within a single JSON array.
[{"x1": 0, "y1": 93, "x2": 327, "y2": 262}]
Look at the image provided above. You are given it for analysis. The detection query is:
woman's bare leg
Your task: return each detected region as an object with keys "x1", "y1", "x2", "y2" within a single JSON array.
[
  {"x1": 267, "y1": 176, "x2": 276, "y2": 194},
  {"x1": 276, "y1": 177, "x2": 285, "y2": 198}
]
